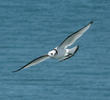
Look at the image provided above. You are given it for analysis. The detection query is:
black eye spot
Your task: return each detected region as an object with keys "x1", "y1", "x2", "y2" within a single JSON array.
[{"x1": 51, "y1": 53, "x2": 53, "y2": 55}]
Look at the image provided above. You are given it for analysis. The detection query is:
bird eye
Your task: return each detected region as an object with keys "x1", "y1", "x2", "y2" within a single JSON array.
[{"x1": 51, "y1": 53, "x2": 53, "y2": 55}]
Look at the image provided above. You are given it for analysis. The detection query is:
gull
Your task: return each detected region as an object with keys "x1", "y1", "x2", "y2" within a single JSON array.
[{"x1": 13, "y1": 21, "x2": 93, "y2": 72}]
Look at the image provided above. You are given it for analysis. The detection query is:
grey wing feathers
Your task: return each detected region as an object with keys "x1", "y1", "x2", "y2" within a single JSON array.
[
  {"x1": 58, "y1": 21, "x2": 93, "y2": 49},
  {"x1": 12, "y1": 55, "x2": 49, "y2": 72}
]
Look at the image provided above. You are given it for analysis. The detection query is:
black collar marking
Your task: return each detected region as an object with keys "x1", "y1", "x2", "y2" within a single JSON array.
[{"x1": 53, "y1": 48, "x2": 58, "y2": 55}]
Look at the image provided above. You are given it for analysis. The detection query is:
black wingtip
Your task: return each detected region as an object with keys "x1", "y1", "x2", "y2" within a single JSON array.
[
  {"x1": 12, "y1": 70, "x2": 20, "y2": 73},
  {"x1": 12, "y1": 67, "x2": 25, "y2": 73},
  {"x1": 90, "y1": 21, "x2": 93, "y2": 24},
  {"x1": 12, "y1": 71, "x2": 16, "y2": 73}
]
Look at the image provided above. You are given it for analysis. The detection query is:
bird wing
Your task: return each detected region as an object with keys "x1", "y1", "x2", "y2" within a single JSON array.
[
  {"x1": 13, "y1": 55, "x2": 50, "y2": 72},
  {"x1": 58, "y1": 21, "x2": 93, "y2": 49}
]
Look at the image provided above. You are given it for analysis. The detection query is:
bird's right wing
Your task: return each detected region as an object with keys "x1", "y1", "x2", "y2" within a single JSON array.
[
  {"x1": 13, "y1": 55, "x2": 50, "y2": 72},
  {"x1": 58, "y1": 21, "x2": 93, "y2": 49}
]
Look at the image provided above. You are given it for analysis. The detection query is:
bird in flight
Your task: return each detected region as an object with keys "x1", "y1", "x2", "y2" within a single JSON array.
[{"x1": 13, "y1": 21, "x2": 93, "y2": 72}]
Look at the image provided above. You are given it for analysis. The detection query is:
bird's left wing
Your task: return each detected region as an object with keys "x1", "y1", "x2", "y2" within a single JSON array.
[
  {"x1": 58, "y1": 21, "x2": 93, "y2": 49},
  {"x1": 13, "y1": 55, "x2": 50, "y2": 72}
]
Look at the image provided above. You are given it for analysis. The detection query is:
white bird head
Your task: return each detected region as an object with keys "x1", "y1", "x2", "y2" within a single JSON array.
[{"x1": 48, "y1": 49, "x2": 57, "y2": 57}]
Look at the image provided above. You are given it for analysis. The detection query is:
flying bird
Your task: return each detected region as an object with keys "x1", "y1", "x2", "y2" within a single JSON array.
[{"x1": 13, "y1": 21, "x2": 93, "y2": 72}]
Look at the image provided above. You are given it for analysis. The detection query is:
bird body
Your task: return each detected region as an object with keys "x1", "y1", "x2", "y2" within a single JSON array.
[
  {"x1": 57, "y1": 46, "x2": 79, "y2": 61},
  {"x1": 13, "y1": 21, "x2": 93, "y2": 72},
  {"x1": 54, "y1": 47, "x2": 67, "y2": 59}
]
